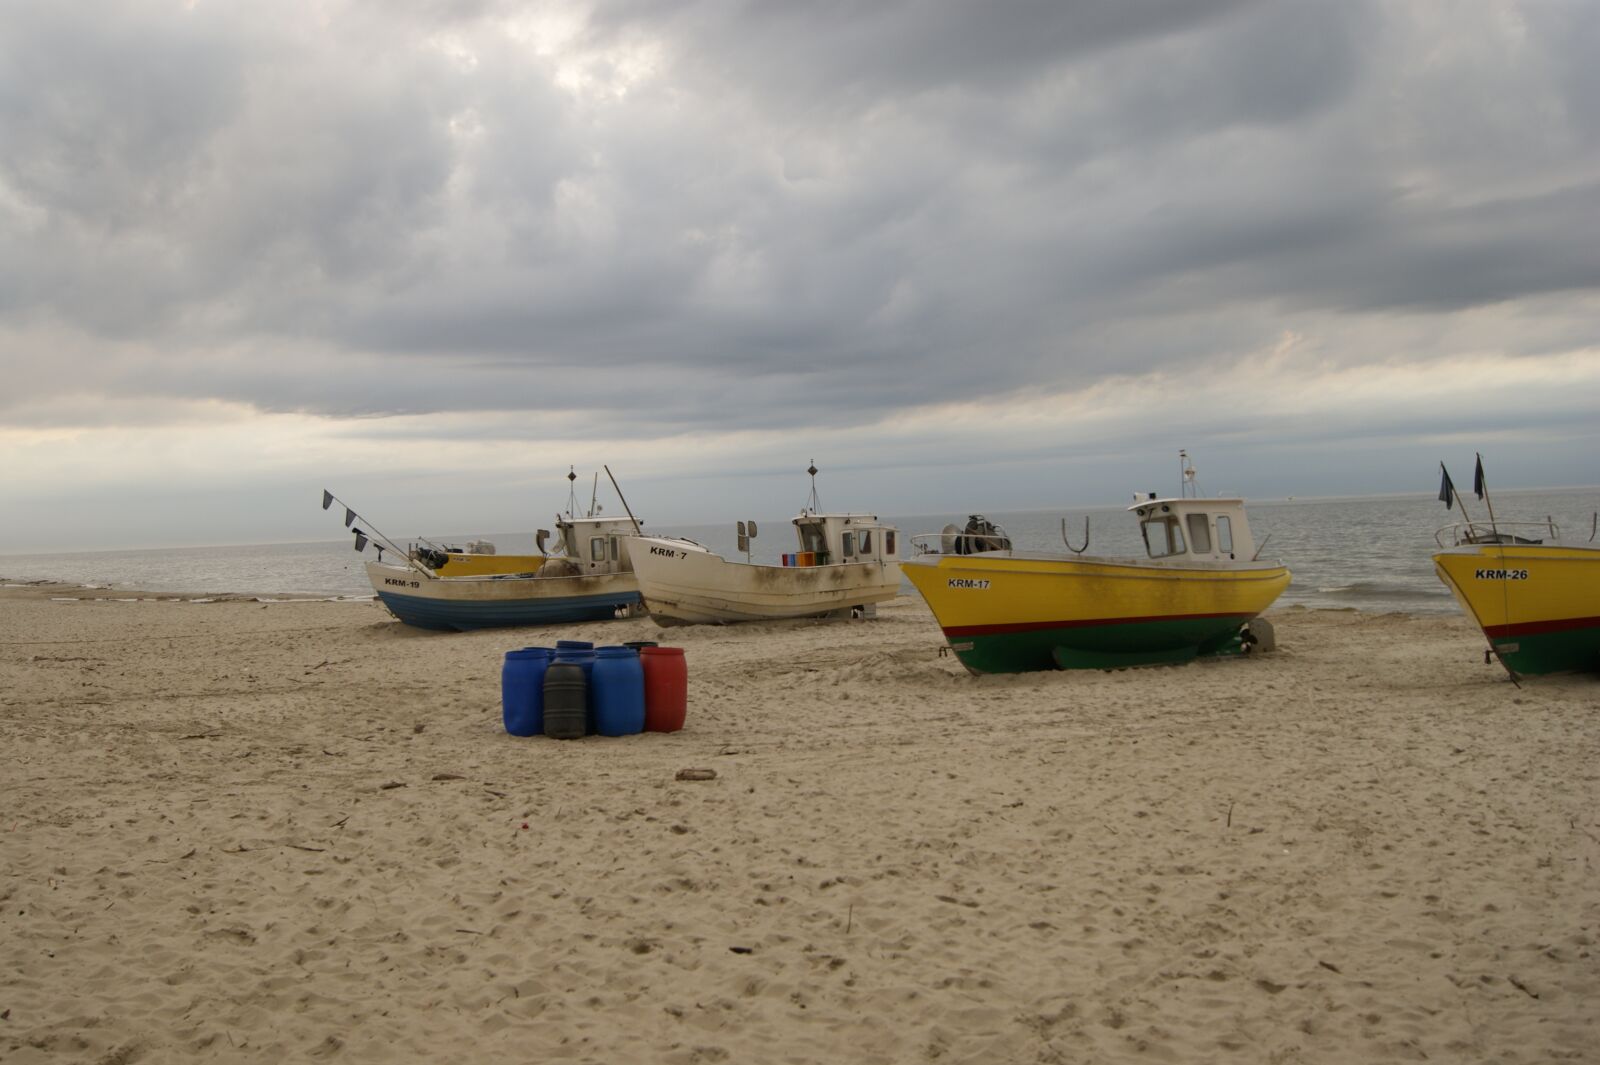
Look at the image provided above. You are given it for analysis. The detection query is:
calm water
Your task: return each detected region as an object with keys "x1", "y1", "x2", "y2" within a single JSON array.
[{"x1": 4, "y1": 490, "x2": 1595, "y2": 614}]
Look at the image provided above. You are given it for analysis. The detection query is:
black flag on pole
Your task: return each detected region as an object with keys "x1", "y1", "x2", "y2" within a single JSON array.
[
  {"x1": 1438, "y1": 464, "x2": 1456, "y2": 510},
  {"x1": 352, "y1": 528, "x2": 369, "y2": 552},
  {"x1": 1473, "y1": 455, "x2": 1486, "y2": 500},
  {"x1": 322, "y1": 489, "x2": 334, "y2": 510},
  {"x1": 345, "y1": 507, "x2": 357, "y2": 529}
]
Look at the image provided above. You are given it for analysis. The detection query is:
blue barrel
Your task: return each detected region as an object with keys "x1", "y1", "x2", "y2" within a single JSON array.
[
  {"x1": 591, "y1": 645, "x2": 645, "y2": 737},
  {"x1": 542, "y1": 661, "x2": 587, "y2": 740},
  {"x1": 501, "y1": 647, "x2": 553, "y2": 736}
]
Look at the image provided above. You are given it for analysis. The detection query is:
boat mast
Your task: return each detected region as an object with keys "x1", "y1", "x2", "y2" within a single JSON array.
[
  {"x1": 604, "y1": 465, "x2": 644, "y2": 535},
  {"x1": 805, "y1": 461, "x2": 821, "y2": 514},
  {"x1": 1179, "y1": 450, "x2": 1199, "y2": 498}
]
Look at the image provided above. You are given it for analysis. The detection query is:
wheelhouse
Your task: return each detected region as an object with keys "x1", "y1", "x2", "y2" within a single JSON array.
[
  {"x1": 1131, "y1": 497, "x2": 1258, "y2": 562},
  {"x1": 555, "y1": 516, "x2": 642, "y2": 574},
  {"x1": 791, "y1": 513, "x2": 899, "y2": 565}
]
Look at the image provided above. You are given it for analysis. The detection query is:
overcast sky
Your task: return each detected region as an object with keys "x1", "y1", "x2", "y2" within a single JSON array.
[{"x1": 3, "y1": 0, "x2": 1597, "y2": 551}]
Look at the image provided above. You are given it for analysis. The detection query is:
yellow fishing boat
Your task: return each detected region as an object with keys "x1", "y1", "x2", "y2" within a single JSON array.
[
  {"x1": 904, "y1": 457, "x2": 1289, "y2": 673},
  {"x1": 1431, "y1": 457, "x2": 1600, "y2": 676}
]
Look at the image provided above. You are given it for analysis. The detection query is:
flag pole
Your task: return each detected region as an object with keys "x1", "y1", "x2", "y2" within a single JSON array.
[
  {"x1": 321, "y1": 489, "x2": 437, "y2": 576},
  {"x1": 1439, "y1": 463, "x2": 1475, "y2": 528},
  {"x1": 1475, "y1": 453, "x2": 1498, "y2": 536}
]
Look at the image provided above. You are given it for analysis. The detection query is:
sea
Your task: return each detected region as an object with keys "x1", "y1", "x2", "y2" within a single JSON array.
[{"x1": 4, "y1": 489, "x2": 1596, "y2": 615}]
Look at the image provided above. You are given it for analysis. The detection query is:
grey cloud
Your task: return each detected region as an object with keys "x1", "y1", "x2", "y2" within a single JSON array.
[
  {"x1": 0, "y1": 4, "x2": 247, "y2": 225},
  {"x1": 585, "y1": 0, "x2": 1263, "y2": 105},
  {"x1": 1, "y1": 0, "x2": 1596, "y2": 447}
]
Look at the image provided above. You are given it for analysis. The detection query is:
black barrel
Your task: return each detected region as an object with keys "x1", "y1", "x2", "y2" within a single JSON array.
[{"x1": 542, "y1": 661, "x2": 587, "y2": 740}]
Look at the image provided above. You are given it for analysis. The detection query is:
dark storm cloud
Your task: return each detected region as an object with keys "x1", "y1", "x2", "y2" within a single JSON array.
[{"x1": 1, "y1": 0, "x2": 1596, "y2": 439}]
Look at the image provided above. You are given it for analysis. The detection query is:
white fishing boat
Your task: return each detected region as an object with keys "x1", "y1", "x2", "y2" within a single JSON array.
[
  {"x1": 324, "y1": 468, "x2": 647, "y2": 632},
  {"x1": 626, "y1": 465, "x2": 902, "y2": 626}
]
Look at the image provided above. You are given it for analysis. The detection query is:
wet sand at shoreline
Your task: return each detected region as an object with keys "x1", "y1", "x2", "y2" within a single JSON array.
[{"x1": 2, "y1": 585, "x2": 1595, "y2": 1063}]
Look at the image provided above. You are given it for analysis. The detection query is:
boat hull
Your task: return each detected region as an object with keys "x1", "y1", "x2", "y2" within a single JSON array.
[
  {"x1": 366, "y1": 562, "x2": 641, "y2": 632},
  {"x1": 628, "y1": 538, "x2": 902, "y2": 625},
  {"x1": 1432, "y1": 544, "x2": 1600, "y2": 675},
  {"x1": 902, "y1": 553, "x2": 1291, "y2": 674}
]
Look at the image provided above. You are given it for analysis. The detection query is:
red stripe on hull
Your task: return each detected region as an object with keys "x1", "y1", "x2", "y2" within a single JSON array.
[{"x1": 1483, "y1": 614, "x2": 1600, "y2": 639}]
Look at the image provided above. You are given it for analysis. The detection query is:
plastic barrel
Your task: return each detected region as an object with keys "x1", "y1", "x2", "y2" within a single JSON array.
[
  {"x1": 591, "y1": 646, "x2": 645, "y2": 737},
  {"x1": 501, "y1": 647, "x2": 552, "y2": 736},
  {"x1": 641, "y1": 646, "x2": 687, "y2": 732},
  {"x1": 542, "y1": 661, "x2": 587, "y2": 740},
  {"x1": 554, "y1": 642, "x2": 597, "y2": 732}
]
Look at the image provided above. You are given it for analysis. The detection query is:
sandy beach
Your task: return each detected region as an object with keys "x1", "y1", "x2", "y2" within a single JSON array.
[{"x1": 2, "y1": 585, "x2": 1595, "y2": 1064}]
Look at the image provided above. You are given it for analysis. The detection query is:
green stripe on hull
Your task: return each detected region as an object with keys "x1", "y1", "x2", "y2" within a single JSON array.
[
  {"x1": 1490, "y1": 626, "x2": 1600, "y2": 676},
  {"x1": 948, "y1": 615, "x2": 1253, "y2": 674}
]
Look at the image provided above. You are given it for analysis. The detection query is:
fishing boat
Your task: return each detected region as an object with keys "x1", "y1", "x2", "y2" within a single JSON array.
[
  {"x1": 903, "y1": 453, "x2": 1291, "y2": 673},
  {"x1": 398, "y1": 469, "x2": 620, "y2": 577},
  {"x1": 322, "y1": 469, "x2": 646, "y2": 632},
  {"x1": 626, "y1": 464, "x2": 902, "y2": 625},
  {"x1": 1431, "y1": 456, "x2": 1600, "y2": 677}
]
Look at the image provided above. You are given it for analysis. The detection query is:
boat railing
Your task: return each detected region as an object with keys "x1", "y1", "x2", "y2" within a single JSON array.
[
  {"x1": 1434, "y1": 519, "x2": 1559, "y2": 549},
  {"x1": 910, "y1": 532, "x2": 1014, "y2": 557}
]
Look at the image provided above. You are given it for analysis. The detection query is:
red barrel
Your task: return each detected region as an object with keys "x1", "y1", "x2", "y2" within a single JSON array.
[{"x1": 640, "y1": 647, "x2": 687, "y2": 732}]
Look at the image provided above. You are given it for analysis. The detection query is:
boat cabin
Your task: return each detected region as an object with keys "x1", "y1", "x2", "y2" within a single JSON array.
[
  {"x1": 550, "y1": 516, "x2": 643, "y2": 574},
  {"x1": 786, "y1": 513, "x2": 899, "y2": 567},
  {"x1": 1130, "y1": 496, "x2": 1259, "y2": 563}
]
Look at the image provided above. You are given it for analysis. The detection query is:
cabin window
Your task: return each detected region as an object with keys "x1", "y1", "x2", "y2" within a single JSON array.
[
  {"x1": 859, "y1": 530, "x2": 873, "y2": 555},
  {"x1": 1216, "y1": 516, "x2": 1234, "y2": 555},
  {"x1": 1186, "y1": 513, "x2": 1212, "y2": 554},
  {"x1": 885, "y1": 530, "x2": 897, "y2": 555},
  {"x1": 609, "y1": 537, "x2": 619, "y2": 562},
  {"x1": 798, "y1": 523, "x2": 827, "y2": 553},
  {"x1": 841, "y1": 531, "x2": 856, "y2": 558},
  {"x1": 590, "y1": 537, "x2": 607, "y2": 562},
  {"x1": 1142, "y1": 517, "x2": 1186, "y2": 558}
]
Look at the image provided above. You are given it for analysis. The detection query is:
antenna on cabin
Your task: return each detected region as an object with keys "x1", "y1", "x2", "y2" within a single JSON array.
[
  {"x1": 1179, "y1": 450, "x2": 1199, "y2": 498},
  {"x1": 805, "y1": 461, "x2": 821, "y2": 513},
  {"x1": 589, "y1": 472, "x2": 599, "y2": 518}
]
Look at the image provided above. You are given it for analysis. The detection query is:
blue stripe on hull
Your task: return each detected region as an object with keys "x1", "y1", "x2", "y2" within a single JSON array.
[{"x1": 375, "y1": 590, "x2": 641, "y2": 632}]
